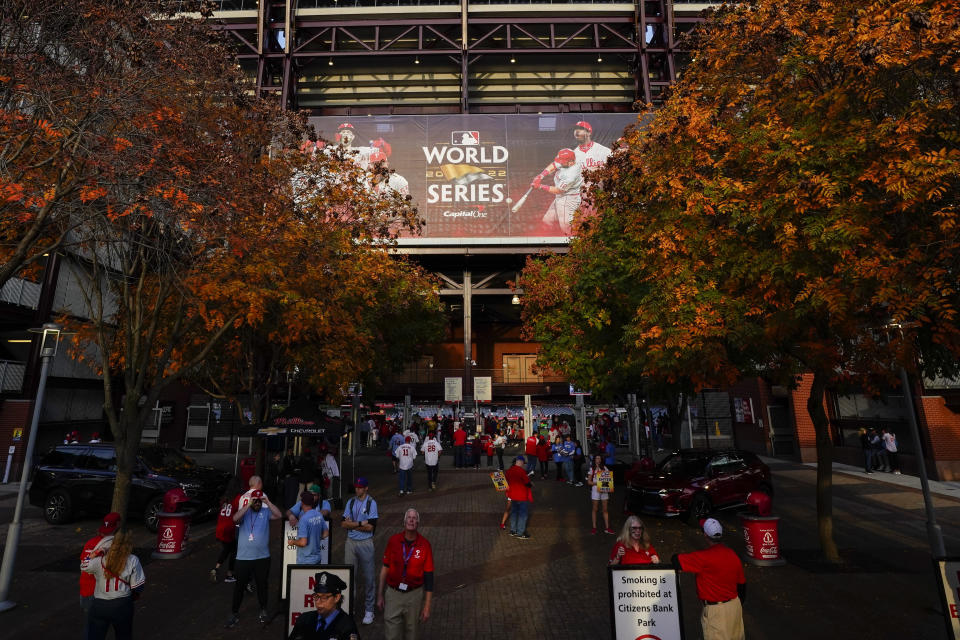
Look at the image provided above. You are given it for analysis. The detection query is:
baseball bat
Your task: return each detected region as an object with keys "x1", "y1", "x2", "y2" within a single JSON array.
[{"x1": 511, "y1": 187, "x2": 534, "y2": 213}]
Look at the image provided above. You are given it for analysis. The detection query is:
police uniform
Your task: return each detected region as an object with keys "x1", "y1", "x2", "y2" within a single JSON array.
[{"x1": 288, "y1": 571, "x2": 359, "y2": 640}]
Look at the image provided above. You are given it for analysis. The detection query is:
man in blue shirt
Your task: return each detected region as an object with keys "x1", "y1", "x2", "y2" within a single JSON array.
[
  {"x1": 226, "y1": 489, "x2": 282, "y2": 627},
  {"x1": 560, "y1": 434, "x2": 577, "y2": 485},
  {"x1": 289, "y1": 491, "x2": 329, "y2": 565},
  {"x1": 341, "y1": 476, "x2": 379, "y2": 626},
  {"x1": 286, "y1": 483, "x2": 332, "y2": 523},
  {"x1": 604, "y1": 439, "x2": 617, "y2": 467}
]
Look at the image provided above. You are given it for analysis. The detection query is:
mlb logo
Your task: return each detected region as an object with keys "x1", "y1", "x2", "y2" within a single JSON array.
[{"x1": 452, "y1": 131, "x2": 479, "y2": 145}]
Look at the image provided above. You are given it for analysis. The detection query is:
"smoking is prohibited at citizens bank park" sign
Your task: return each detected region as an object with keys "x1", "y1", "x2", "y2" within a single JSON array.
[{"x1": 608, "y1": 566, "x2": 685, "y2": 640}]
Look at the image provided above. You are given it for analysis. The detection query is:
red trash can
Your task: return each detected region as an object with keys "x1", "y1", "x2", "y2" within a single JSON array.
[
  {"x1": 152, "y1": 488, "x2": 192, "y2": 560},
  {"x1": 240, "y1": 456, "x2": 257, "y2": 486},
  {"x1": 740, "y1": 490, "x2": 784, "y2": 567}
]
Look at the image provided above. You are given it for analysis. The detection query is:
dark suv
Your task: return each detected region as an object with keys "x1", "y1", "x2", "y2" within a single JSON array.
[
  {"x1": 624, "y1": 449, "x2": 773, "y2": 524},
  {"x1": 29, "y1": 443, "x2": 230, "y2": 531}
]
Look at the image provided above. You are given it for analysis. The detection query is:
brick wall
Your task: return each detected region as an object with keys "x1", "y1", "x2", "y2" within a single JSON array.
[
  {"x1": 917, "y1": 395, "x2": 960, "y2": 480},
  {"x1": 790, "y1": 374, "x2": 827, "y2": 463}
]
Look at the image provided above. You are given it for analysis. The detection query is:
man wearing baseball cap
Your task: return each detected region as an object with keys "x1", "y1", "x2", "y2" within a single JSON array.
[
  {"x1": 287, "y1": 571, "x2": 359, "y2": 639},
  {"x1": 672, "y1": 518, "x2": 746, "y2": 640},
  {"x1": 79, "y1": 513, "x2": 120, "y2": 639},
  {"x1": 226, "y1": 489, "x2": 282, "y2": 627},
  {"x1": 341, "y1": 477, "x2": 379, "y2": 625},
  {"x1": 289, "y1": 491, "x2": 329, "y2": 565}
]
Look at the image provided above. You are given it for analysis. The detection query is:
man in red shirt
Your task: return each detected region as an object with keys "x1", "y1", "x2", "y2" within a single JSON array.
[
  {"x1": 505, "y1": 455, "x2": 534, "y2": 539},
  {"x1": 524, "y1": 432, "x2": 538, "y2": 475},
  {"x1": 80, "y1": 512, "x2": 120, "y2": 639},
  {"x1": 452, "y1": 424, "x2": 467, "y2": 469},
  {"x1": 673, "y1": 518, "x2": 746, "y2": 640},
  {"x1": 377, "y1": 508, "x2": 434, "y2": 640}
]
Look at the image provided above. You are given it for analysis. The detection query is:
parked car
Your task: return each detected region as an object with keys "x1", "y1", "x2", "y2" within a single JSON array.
[
  {"x1": 624, "y1": 448, "x2": 773, "y2": 524},
  {"x1": 29, "y1": 443, "x2": 231, "y2": 531}
]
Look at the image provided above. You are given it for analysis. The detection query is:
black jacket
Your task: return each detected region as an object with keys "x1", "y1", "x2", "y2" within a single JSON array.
[{"x1": 288, "y1": 608, "x2": 359, "y2": 640}]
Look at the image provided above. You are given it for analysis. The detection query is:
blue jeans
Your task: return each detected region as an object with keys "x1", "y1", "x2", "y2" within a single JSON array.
[
  {"x1": 864, "y1": 449, "x2": 874, "y2": 472},
  {"x1": 398, "y1": 468, "x2": 412, "y2": 492},
  {"x1": 509, "y1": 501, "x2": 529, "y2": 535},
  {"x1": 563, "y1": 459, "x2": 574, "y2": 483},
  {"x1": 525, "y1": 456, "x2": 537, "y2": 473},
  {"x1": 454, "y1": 445, "x2": 465, "y2": 468}
]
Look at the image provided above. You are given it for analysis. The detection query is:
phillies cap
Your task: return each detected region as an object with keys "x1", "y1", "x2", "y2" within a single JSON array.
[
  {"x1": 555, "y1": 148, "x2": 576, "y2": 164},
  {"x1": 702, "y1": 518, "x2": 723, "y2": 539},
  {"x1": 574, "y1": 120, "x2": 593, "y2": 133},
  {"x1": 250, "y1": 489, "x2": 264, "y2": 499},
  {"x1": 354, "y1": 477, "x2": 369, "y2": 488},
  {"x1": 98, "y1": 512, "x2": 121, "y2": 535}
]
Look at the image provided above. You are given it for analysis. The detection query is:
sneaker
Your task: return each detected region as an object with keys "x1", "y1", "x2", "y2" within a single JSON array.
[
  {"x1": 893, "y1": 470, "x2": 902, "y2": 475},
  {"x1": 509, "y1": 531, "x2": 517, "y2": 537},
  {"x1": 362, "y1": 611, "x2": 375, "y2": 625},
  {"x1": 527, "y1": 471, "x2": 535, "y2": 476},
  {"x1": 591, "y1": 527, "x2": 597, "y2": 535},
  {"x1": 209, "y1": 569, "x2": 217, "y2": 583},
  {"x1": 258, "y1": 609, "x2": 268, "y2": 624},
  {"x1": 224, "y1": 614, "x2": 240, "y2": 628},
  {"x1": 399, "y1": 491, "x2": 405, "y2": 496},
  {"x1": 866, "y1": 471, "x2": 874, "y2": 474},
  {"x1": 604, "y1": 528, "x2": 615, "y2": 535},
  {"x1": 517, "y1": 533, "x2": 531, "y2": 539},
  {"x1": 224, "y1": 575, "x2": 236, "y2": 583},
  {"x1": 575, "y1": 482, "x2": 584, "y2": 487},
  {"x1": 246, "y1": 582, "x2": 255, "y2": 594}
]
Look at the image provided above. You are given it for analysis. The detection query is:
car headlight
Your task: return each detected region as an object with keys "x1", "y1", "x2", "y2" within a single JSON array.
[{"x1": 658, "y1": 488, "x2": 682, "y2": 495}]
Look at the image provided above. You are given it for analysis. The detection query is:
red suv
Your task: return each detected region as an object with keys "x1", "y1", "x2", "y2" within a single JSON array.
[{"x1": 624, "y1": 449, "x2": 773, "y2": 524}]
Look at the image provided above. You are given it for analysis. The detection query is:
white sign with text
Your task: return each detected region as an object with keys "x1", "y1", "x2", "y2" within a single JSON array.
[{"x1": 608, "y1": 566, "x2": 684, "y2": 640}]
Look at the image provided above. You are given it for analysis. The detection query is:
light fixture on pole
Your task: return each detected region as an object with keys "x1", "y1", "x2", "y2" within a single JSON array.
[
  {"x1": 510, "y1": 55, "x2": 516, "y2": 64},
  {"x1": 328, "y1": 57, "x2": 334, "y2": 66},
  {"x1": 0, "y1": 323, "x2": 63, "y2": 612},
  {"x1": 414, "y1": 56, "x2": 420, "y2": 65},
  {"x1": 511, "y1": 294, "x2": 520, "y2": 305}
]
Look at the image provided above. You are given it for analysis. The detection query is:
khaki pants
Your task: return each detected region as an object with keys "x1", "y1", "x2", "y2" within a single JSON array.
[
  {"x1": 701, "y1": 597, "x2": 744, "y2": 640},
  {"x1": 383, "y1": 585, "x2": 424, "y2": 640}
]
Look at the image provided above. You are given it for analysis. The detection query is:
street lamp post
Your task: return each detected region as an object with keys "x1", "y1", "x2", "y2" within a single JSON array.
[
  {"x1": 899, "y1": 366, "x2": 947, "y2": 559},
  {"x1": 0, "y1": 323, "x2": 62, "y2": 612}
]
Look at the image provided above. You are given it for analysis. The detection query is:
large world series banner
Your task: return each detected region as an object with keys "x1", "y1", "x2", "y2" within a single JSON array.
[{"x1": 308, "y1": 113, "x2": 642, "y2": 244}]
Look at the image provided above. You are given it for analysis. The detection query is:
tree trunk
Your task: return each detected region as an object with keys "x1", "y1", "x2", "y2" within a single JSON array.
[
  {"x1": 807, "y1": 370, "x2": 841, "y2": 564},
  {"x1": 110, "y1": 395, "x2": 148, "y2": 528}
]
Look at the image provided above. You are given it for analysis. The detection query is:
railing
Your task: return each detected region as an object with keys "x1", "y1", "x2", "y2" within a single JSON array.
[
  {"x1": 0, "y1": 360, "x2": 26, "y2": 393},
  {"x1": 390, "y1": 367, "x2": 566, "y2": 384},
  {"x1": 201, "y1": 0, "x2": 677, "y2": 11},
  {"x1": 0, "y1": 277, "x2": 41, "y2": 310}
]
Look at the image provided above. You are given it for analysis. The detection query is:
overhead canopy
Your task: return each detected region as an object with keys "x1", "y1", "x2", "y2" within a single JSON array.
[{"x1": 255, "y1": 399, "x2": 348, "y2": 439}]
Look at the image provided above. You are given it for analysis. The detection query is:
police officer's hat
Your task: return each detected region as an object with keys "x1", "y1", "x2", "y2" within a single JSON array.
[{"x1": 313, "y1": 571, "x2": 347, "y2": 595}]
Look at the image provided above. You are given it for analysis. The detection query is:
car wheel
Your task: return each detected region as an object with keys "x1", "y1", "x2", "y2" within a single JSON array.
[
  {"x1": 44, "y1": 489, "x2": 73, "y2": 525},
  {"x1": 687, "y1": 493, "x2": 711, "y2": 526},
  {"x1": 144, "y1": 496, "x2": 164, "y2": 532}
]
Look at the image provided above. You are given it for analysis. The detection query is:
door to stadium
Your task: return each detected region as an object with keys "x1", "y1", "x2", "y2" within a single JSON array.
[{"x1": 503, "y1": 354, "x2": 540, "y2": 383}]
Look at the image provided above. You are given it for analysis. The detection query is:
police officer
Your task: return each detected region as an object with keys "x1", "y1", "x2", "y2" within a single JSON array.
[{"x1": 288, "y1": 571, "x2": 359, "y2": 640}]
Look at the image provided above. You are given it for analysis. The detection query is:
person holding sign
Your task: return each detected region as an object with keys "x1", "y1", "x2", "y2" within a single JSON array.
[
  {"x1": 288, "y1": 491, "x2": 329, "y2": 565},
  {"x1": 287, "y1": 571, "x2": 359, "y2": 640},
  {"x1": 609, "y1": 516, "x2": 660, "y2": 565},
  {"x1": 673, "y1": 517, "x2": 746, "y2": 640},
  {"x1": 377, "y1": 508, "x2": 435, "y2": 640},
  {"x1": 586, "y1": 455, "x2": 614, "y2": 535}
]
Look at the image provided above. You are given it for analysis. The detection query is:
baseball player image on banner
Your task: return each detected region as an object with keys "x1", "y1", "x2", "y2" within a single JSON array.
[{"x1": 528, "y1": 148, "x2": 583, "y2": 236}]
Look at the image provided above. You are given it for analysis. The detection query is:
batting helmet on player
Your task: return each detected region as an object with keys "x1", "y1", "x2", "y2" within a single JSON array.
[
  {"x1": 337, "y1": 123, "x2": 354, "y2": 132},
  {"x1": 574, "y1": 120, "x2": 593, "y2": 133},
  {"x1": 554, "y1": 148, "x2": 576, "y2": 164}
]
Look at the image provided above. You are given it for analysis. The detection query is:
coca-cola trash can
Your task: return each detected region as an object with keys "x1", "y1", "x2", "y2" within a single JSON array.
[
  {"x1": 152, "y1": 487, "x2": 192, "y2": 560},
  {"x1": 240, "y1": 456, "x2": 257, "y2": 486},
  {"x1": 740, "y1": 491, "x2": 785, "y2": 566}
]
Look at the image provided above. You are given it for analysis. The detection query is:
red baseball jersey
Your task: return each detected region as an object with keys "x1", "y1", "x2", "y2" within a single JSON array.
[
  {"x1": 677, "y1": 543, "x2": 745, "y2": 602},
  {"x1": 382, "y1": 532, "x2": 434, "y2": 589},
  {"x1": 215, "y1": 501, "x2": 236, "y2": 542}
]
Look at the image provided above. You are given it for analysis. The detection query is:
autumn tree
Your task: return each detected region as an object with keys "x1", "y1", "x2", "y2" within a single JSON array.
[{"x1": 523, "y1": 0, "x2": 959, "y2": 563}]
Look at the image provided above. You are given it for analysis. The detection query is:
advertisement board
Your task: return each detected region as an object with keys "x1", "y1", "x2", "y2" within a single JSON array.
[
  {"x1": 308, "y1": 114, "x2": 642, "y2": 244},
  {"x1": 936, "y1": 558, "x2": 960, "y2": 639}
]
